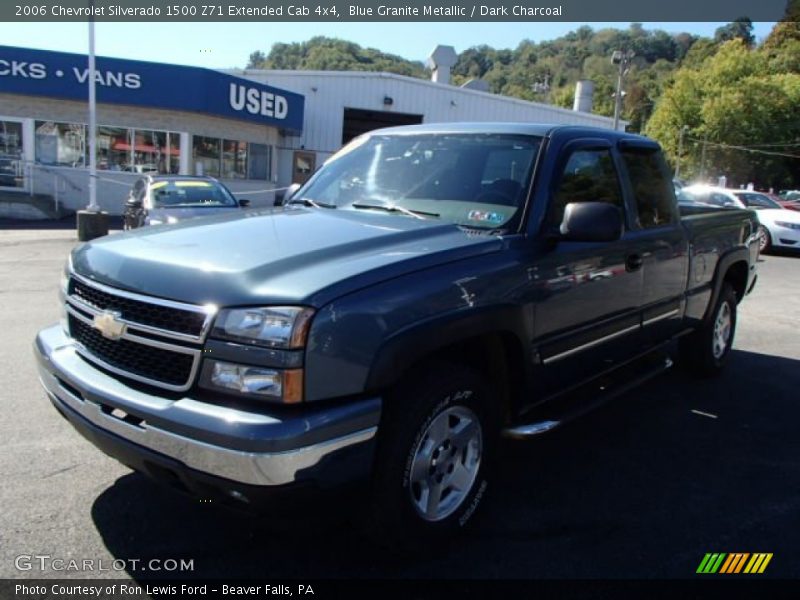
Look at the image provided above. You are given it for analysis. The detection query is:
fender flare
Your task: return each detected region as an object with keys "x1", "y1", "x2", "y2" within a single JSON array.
[
  {"x1": 365, "y1": 305, "x2": 531, "y2": 392},
  {"x1": 703, "y1": 246, "x2": 750, "y2": 322}
]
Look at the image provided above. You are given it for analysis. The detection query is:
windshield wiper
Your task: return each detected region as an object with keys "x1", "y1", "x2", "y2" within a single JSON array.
[
  {"x1": 288, "y1": 197, "x2": 336, "y2": 209},
  {"x1": 351, "y1": 202, "x2": 439, "y2": 220}
]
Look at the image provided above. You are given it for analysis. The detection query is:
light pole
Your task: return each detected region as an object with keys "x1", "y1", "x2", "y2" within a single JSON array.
[
  {"x1": 87, "y1": 7, "x2": 97, "y2": 212},
  {"x1": 611, "y1": 50, "x2": 635, "y2": 131},
  {"x1": 76, "y1": 0, "x2": 109, "y2": 241},
  {"x1": 675, "y1": 125, "x2": 689, "y2": 179}
]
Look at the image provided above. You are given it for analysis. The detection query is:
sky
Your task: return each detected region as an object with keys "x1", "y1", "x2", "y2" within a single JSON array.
[{"x1": 1, "y1": 21, "x2": 777, "y2": 68}]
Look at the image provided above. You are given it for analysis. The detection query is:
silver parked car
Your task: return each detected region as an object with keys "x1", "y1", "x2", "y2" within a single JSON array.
[{"x1": 123, "y1": 175, "x2": 250, "y2": 229}]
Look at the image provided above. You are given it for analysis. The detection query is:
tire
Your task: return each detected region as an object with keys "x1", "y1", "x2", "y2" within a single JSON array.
[
  {"x1": 679, "y1": 282, "x2": 737, "y2": 377},
  {"x1": 363, "y1": 363, "x2": 499, "y2": 548},
  {"x1": 757, "y1": 225, "x2": 772, "y2": 254}
]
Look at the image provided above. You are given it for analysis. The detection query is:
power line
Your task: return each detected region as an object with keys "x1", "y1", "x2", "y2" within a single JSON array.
[
  {"x1": 685, "y1": 137, "x2": 800, "y2": 160},
  {"x1": 740, "y1": 141, "x2": 800, "y2": 148}
]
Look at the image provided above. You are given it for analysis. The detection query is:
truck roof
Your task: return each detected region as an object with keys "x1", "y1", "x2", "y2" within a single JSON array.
[{"x1": 365, "y1": 122, "x2": 652, "y2": 143}]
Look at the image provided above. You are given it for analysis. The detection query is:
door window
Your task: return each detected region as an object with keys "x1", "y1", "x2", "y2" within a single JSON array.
[{"x1": 550, "y1": 148, "x2": 623, "y2": 227}]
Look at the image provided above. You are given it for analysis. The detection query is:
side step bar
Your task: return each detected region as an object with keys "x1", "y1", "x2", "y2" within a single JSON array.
[{"x1": 502, "y1": 354, "x2": 674, "y2": 440}]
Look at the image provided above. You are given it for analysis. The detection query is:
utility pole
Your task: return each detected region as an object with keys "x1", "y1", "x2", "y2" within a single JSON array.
[
  {"x1": 611, "y1": 50, "x2": 634, "y2": 131},
  {"x1": 675, "y1": 125, "x2": 688, "y2": 179},
  {"x1": 532, "y1": 72, "x2": 551, "y2": 104},
  {"x1": 700, "y1": 133, "x2": 709, "y2": 182}
]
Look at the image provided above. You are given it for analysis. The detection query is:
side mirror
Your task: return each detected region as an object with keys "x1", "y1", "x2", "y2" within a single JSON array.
[
  {"x1": 559, "y1": 202, "x2": 622, "y2": 243},
  {"x1": 278, "y1": 182, "x2": 302, "y2": 206},
  {"x1": 238, "y1": 198, "x2": 251, "y2": 208}
]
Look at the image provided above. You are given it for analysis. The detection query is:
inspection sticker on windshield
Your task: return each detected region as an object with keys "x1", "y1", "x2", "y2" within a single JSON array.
[{"x1": 468, "y1": 210, "x2": 504, "y2": 224}]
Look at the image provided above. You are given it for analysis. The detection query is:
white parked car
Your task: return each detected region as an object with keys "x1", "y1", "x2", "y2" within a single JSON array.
[{"x1": 680, "y1": 185, "x2": 800, "y2": 253}]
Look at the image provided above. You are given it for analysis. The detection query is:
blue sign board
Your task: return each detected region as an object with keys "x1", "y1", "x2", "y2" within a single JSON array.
[{"x1": 0, "y1": 45, "x2": 304, "y2": 133}]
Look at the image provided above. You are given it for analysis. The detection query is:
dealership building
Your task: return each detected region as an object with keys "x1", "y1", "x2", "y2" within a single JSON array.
[{"x1": 0, "y1": 44, "x2": 618, "y2": 218}]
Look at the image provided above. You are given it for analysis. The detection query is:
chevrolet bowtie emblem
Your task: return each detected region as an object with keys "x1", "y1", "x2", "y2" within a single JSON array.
[{"x1": 93, "y1": 311, "x2": 126, "y2": 340}]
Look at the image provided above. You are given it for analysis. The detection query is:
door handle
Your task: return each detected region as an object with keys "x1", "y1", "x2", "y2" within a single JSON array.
[{"x1": 626, "y1": 253, "x2": 644, "y2": 272}]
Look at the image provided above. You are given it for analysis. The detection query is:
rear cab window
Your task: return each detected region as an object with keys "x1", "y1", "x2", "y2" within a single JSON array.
[{"x1": 620, "y1": 147, "x2": 677, "y2": 228}]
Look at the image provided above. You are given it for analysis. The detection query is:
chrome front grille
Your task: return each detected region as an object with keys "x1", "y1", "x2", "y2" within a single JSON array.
[
  {"x1": 64, "y1": 274, "x2": 214, "y2": 391},
  {"x1": 68, "y1": 314, "x2": 196, "y2": 387},
  {"x1": 71, "y1": 278, "x2": 207, "y2": 337}
]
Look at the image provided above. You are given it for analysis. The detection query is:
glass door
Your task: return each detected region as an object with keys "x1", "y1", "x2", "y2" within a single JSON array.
[
  {"x1": 0, "y1": 120, "x2": 25, "y2": 191},
  {"x1": 292, "y1": 150, "x2": 316, "y2": 184}
]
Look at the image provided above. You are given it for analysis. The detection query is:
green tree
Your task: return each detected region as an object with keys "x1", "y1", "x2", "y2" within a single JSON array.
[
  {"x1": 248, "y1": 37, "x2": 425, "y2": 77},
  {"x1": 247, "y1": 51, "x2": 267, "y2": 69},
  {"x1": 714, "y1": 18, "x2": 756, "y2": 47},
  {"x1": 646, "y1": 39, "x2": 800, "y2": 188}
]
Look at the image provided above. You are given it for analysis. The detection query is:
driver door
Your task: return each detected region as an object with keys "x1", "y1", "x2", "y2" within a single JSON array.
[{"x1": 531, "y1": 141, "x2": 646, "y2": 395}]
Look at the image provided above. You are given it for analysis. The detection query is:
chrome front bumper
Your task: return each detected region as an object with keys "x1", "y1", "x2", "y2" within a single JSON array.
[{"x1": 35, "y1": 324, "x2": 380, "y2": 489}]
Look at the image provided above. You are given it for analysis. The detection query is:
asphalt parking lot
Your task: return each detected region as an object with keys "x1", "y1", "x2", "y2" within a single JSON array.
[{"x1": 1, "y1": 224, "x2": 798, "y2": 581}]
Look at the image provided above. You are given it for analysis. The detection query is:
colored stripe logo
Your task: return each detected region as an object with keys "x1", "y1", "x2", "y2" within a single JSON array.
[{"x1": 697, "y1": 553, "x2": 773, "y2": 574}]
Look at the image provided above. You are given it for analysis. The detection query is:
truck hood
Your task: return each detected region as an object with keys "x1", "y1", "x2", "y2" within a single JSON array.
[
  {"x1": 72, "y1": 207, "x2": 503, "y2": 307},
  {"x1": 145, "y1": 205, "x2": 240, "y2": 224}
]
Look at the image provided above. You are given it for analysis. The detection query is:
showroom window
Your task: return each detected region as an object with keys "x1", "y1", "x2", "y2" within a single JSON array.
[
  {"x1": 34, "y1": 121, "x2": 181, "y2": 174},
  {"x1": 1, "y1": 120, "x2": 25, "y2": 189},
  {"x1": 96, "y1": 126, "x2": 130, "y2": 171},
  {"x1": 35, "y1": 121, "x2": 86, "y2": 167},
  {"x1": 193, "y1": 136, "x2": 221, "y2": 177},
  {"x1": 193, "y1": 136, "x2": 272, "y2": 180},
  {"x1": 248, "y1": 143, "x2": 271, "y2": 180},
  {"x1": 130, "y1": 130, "x2": 180, "y2": 174},
  {"x1": 222, "y1": 139, "x2": 247, "y2": 179}
]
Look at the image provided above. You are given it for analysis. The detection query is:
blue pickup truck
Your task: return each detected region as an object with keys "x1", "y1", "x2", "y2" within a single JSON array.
[{"x1": 35, "y1": 123, "x2": 758, "y2": 544}]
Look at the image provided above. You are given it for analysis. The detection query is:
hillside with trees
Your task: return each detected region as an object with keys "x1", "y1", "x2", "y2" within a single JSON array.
[
  {"x1": 246, "y1": 38, "x2": 426, "y2": 78},
  {"x1": 247, "y1": 5, "x2": 800, "y2": 188}
]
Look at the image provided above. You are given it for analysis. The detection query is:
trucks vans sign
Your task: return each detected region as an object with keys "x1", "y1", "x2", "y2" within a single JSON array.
[{"x1": 0, "y1": 45, "x2": 304, "y2": 132}]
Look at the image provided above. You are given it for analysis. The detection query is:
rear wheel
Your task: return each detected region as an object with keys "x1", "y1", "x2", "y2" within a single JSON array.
[
  {"x1": 679, "y1": 283, "x2": 737, "y2": 376},
  {"x1": 363, "y1": 363, "x2": 498, "y2": 547}
]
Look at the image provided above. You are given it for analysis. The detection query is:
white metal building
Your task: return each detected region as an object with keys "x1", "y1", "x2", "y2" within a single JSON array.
[{"x1": 231, "y1": 59, "x2": 619, "y2": 189}]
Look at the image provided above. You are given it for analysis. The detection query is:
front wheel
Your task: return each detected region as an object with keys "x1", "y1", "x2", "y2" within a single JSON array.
[
  {"x1": 363, "y1": 363, "x2": 498, "y2": 547},
  {"x1": 757, "y1": 225, "x2": 772, "y2": 254},
  {"x1": 679, "y1": 283, "x2": 737, "y2": 376}
]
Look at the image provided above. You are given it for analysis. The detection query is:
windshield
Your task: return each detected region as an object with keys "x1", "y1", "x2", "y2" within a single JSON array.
[
  {"x1": 150, "y1": 180, "x2": 237, "y2": 208},
  {"x1": 734, "y1": 192, "x2": 782, "y2": 210},
  {"x1": 296, "y1": 133, "x2": 542, "y2": 230}
]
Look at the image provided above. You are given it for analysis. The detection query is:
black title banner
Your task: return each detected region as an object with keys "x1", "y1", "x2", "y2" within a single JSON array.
[{"x1": 2, "y1": 0, "x2": 791, "y2": 22}]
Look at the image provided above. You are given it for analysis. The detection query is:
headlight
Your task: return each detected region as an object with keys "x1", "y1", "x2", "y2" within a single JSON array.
[
  {"x1": 207, "y1": 361, "x2": 303, "y2": 403},
  {"x1": 212, "y1": 307, "x2": 314, "y2": 348},
  {"x1": 775, "y1": 221, "x2": 800, "y2": 231}
]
